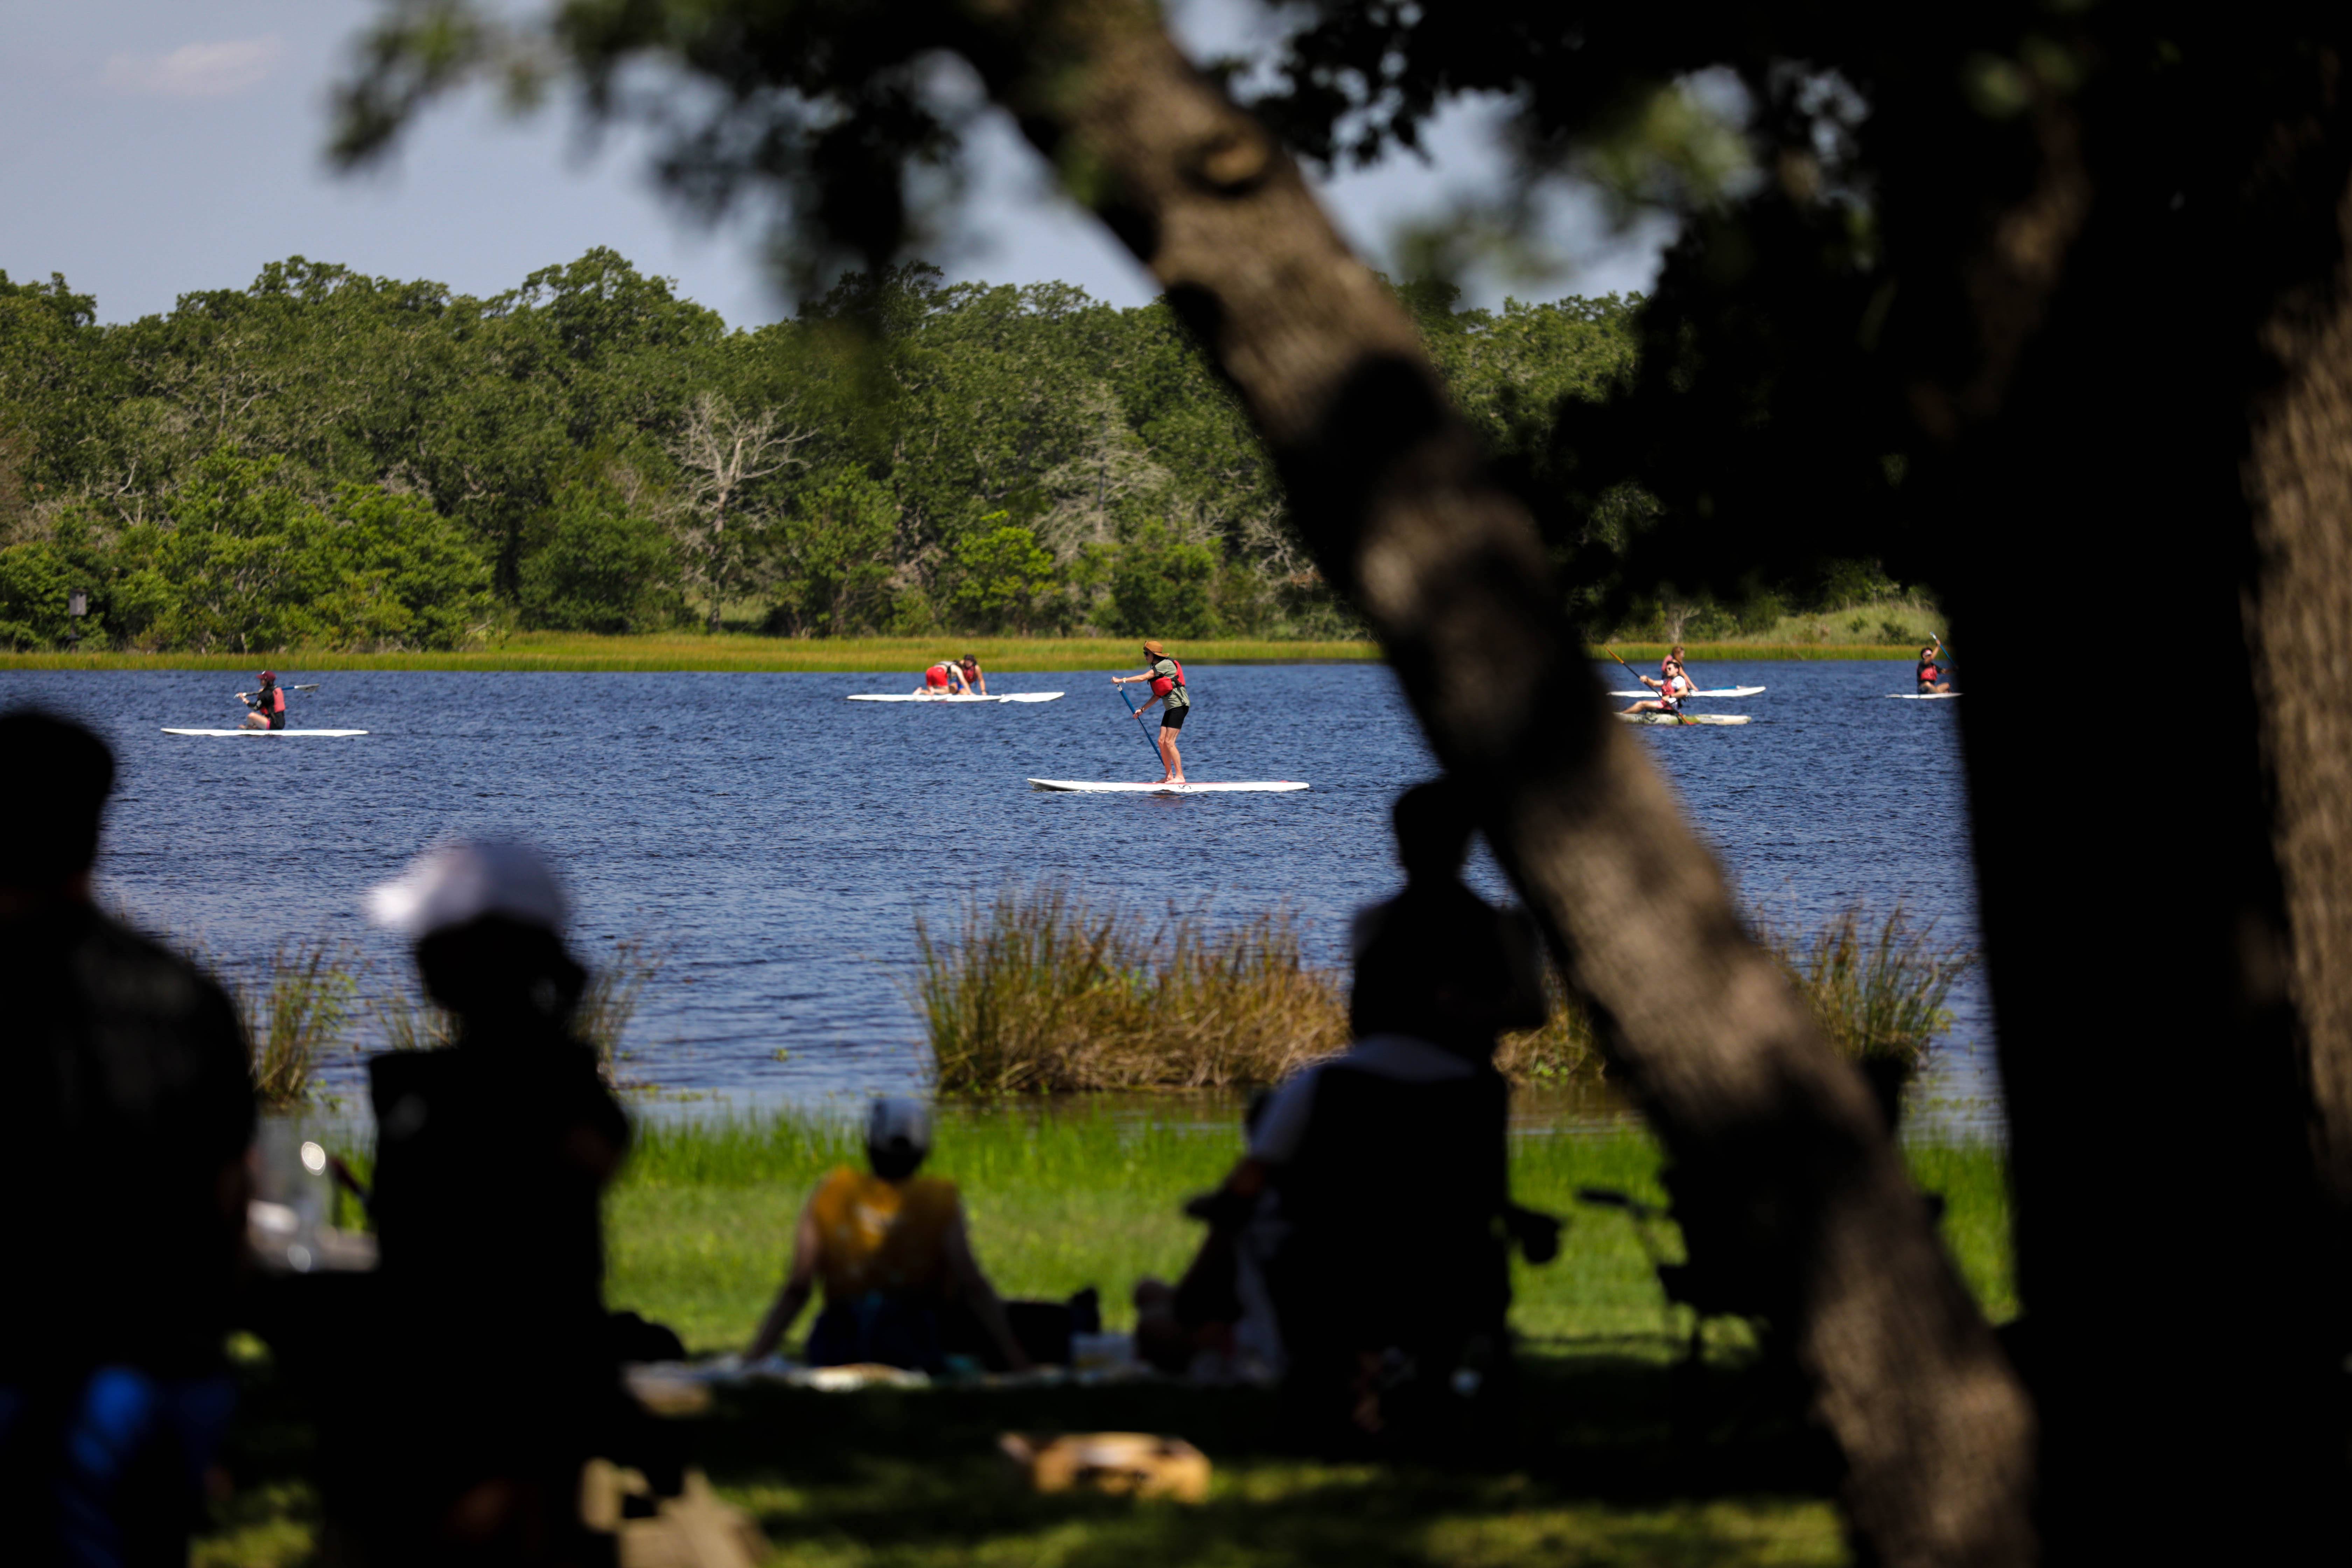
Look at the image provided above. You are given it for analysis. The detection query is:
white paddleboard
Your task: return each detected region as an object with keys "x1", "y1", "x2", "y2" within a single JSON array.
[
  {"x1": 1606, "y1": 685, "x2": 1766, "y2": 698},
  {"x1": 847, "y1": 692, "x2": 1064, "y2": 704},
  {"x1": 162, "y1": 728, "x2": 370, "y2": 737},
  {"x1": 1616, "y1": 713, "x2": 1751, "y2": 727},
  {"x1": 1885, "y1": 693, "x2": 1960, "y2": 700},
  {"x1": 1028, "y1": 779, "x2": 1309, "y2": 793}
]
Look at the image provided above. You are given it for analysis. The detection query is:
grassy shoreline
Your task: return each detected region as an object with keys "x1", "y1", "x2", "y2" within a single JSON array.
[{"x1": 0, "y1": 634, "x2": 1944, "y2": 674}]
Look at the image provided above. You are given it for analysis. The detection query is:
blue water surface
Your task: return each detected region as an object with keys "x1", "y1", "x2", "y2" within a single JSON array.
[{"x1": 0, "y1": 661, "x2": 1988, "y2": 1125}]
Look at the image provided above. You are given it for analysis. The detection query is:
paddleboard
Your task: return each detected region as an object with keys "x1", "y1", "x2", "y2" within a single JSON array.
[
  {"x1": 847, "y1": 692, "x2": 1064, "y2": 703},
  {"x1": 1616, "y1": 713, "x2": 1751, "y2": 726},
  {"x1": 162, "y1": 728, "x2": 370, "y2": 737},
  {"x1": 1884, "y1": 693, "x2": 1961, "y2": 700},
  {"x1": 1606, "y1": 685, "x2": 1766, "y2": 698},
  {"x1": 1027, "y1": 779, "x2": 1309, "y2": 793}
]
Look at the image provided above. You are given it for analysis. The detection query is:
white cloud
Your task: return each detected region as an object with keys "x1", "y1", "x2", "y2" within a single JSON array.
[{"x1": 103, "y1": 36, "x2": 286, "y2": 99}]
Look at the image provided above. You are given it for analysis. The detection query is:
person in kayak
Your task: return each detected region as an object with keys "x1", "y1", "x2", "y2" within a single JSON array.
[
  {"x1": 239, "y1": 669, "x2": 287, "y2": 730},
  {"x1": 956, "y1": 653, "x2": 988, "y2": 695},
  {"x1": 1622, "y1": 657, "x2": 1692, "y2": 718},
  {"x1": 1111, "y1": 639, "x2": 1190, "y2": 783},
  {"x1": 1917, "y1": 645, "x2": 1954, "y2": 693},
  {"x1": 913, "y1": 659, "x2": 968, "y2": 695}
]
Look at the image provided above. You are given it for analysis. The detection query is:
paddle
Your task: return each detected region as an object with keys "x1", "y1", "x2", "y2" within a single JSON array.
[
  {"x1": 1115, "y1": 684, "x2": 1165, "y2": 769},
  {"x1": 1604, "y1": 646, "x2": 1697, "y2": 724}
]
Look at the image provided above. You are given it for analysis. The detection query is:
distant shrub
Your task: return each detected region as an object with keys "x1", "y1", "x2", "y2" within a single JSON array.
[{"x1": 1764, "y1": 905, "x2": 1970, "y2": 1073}]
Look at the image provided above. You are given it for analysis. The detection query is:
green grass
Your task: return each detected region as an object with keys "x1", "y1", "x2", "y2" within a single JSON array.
[
  {"x1": 0, "y1": 630, "x2": 1946, "y2": 672},
  {"x1": 0, "y1": 633, "x2": 1381, "y2": 673},
  {"x1": 200, "y1": 1107, "x2": 2005, "y2": 1566},
  {"x1": 604, "y1": 1106, "x2": 2014, "y2": 1354}
]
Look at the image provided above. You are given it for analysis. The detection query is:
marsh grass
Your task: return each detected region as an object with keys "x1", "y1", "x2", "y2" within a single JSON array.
[
  {"x1": 919, "y1": 886, "x2": 1952, "y2": 1095},
  {"x1": 240, "y1": 939, "x2": 359, "y2": 1110},
  {"x1": 918, "y1": 885, "x2": 1350, "y2": 1093},
  {"x1": 1768, "y1": 905, "x2": 1970, "y2": 1070}
]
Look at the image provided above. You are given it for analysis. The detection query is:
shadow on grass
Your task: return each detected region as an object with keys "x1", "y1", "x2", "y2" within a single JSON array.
[{"x1": 201, "y1": 1349, "x2": 1848, "y2": 1567}]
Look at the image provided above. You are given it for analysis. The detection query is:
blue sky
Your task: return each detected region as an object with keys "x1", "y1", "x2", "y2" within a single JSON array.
[{"x1": 0, "y1": 1, "x2": 1672, "y2": 328}]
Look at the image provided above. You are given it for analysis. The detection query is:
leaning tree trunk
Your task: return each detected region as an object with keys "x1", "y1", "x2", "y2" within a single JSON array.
[
  {"x1": 953, "y1": 1, "x2": 2036, "y2": 1560},
  {"x1": 1878, "y1": 33, "x2": 2351, "y2": 1559}
]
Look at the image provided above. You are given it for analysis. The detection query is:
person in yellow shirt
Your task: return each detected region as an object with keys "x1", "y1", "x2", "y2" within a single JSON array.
[{"x1": 744, "y1": 1099, "x2": 1029, "y2": 1371}]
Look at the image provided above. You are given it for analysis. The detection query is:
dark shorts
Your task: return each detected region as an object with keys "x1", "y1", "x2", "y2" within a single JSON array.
[{"x1": 1161, "y1": 704, "x2": 1188, "y2": 732}]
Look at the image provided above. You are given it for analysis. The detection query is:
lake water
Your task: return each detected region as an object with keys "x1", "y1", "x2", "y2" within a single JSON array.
[{"x1": 0, "y1": 662, "x2": 1995, "y2": 1132}]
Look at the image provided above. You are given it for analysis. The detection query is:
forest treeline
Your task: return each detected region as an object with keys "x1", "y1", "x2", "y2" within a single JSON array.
[{"x1": 0, "y1": 249, "x2": 1905, "y2": 652}]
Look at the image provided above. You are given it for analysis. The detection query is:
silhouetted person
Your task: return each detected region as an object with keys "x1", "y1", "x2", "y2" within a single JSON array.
[
  {"x1": 337, "y1": 841, "x2": 631, "y2": 1566},
  {"x1": 0, "y1": 709, "x2": 256, "y2": 1566},
  {"x1": 1183, "y1": 778, "x2": 1555, "y2": 1434},
  {"x1": 745, "y1": 1098, "x2": 1030, "y2": 1373}
]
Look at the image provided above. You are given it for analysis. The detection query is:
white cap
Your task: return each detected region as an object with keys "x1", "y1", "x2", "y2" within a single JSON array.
[
  {"x1": 866, "y1": 1097, "x2": 932, "y2": 1161},
  {"x1": 365, "y1": 840, "x2": 568, "y2": 938}
]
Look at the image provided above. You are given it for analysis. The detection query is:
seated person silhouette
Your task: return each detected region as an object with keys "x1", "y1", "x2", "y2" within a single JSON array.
[
  {"x1": 334, "y1": 839, "x2": 636, "y2": 1565},
  {"x1": 0, "y1": 710, "x2": 255, "y2": 1568},
  {"x1": 746, "y1": 1099, "x2": 1030, "y2": 1373},
  {"x1": 1172, "y1": 779, "x2": 1557, "y2": 1430}
]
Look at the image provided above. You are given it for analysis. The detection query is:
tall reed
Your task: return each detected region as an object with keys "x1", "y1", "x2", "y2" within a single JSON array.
[
  {"x1": 919, "y1": 886, "x2": 1964, "y2": 1095},
  {"x1": 243, "y1": 938, "x2": 359, "y2": 1108},
  {"x1": 1764, "y1": 904, "x2": 1970, "y2": 1070},
  {"x1": 918, "y1": 884, "x2": 1349, "y2": 1094}
]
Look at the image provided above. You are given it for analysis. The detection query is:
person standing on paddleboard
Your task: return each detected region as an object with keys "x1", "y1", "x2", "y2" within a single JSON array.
[
  {"x1": 1111, "y1": 640, "x2": 1190, "y2": 784},
  {"x1": 1916, "y1": 645, "x2": 1953, "y2": 694},
  {"x1": 239, "y1": 670, "x2": 287, "y2": 730}
]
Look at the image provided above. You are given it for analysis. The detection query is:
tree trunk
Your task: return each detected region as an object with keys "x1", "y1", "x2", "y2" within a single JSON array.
[
  {"x1": 2246, "y1": 161, "x2": 2352, "y2": 1214},
  {"x1": 954, "y1": 2, "x2": 2036, "y2": 1560},
  {"x1": 1881, "y1": 51, "x2": 2350, "y2": 1559}
]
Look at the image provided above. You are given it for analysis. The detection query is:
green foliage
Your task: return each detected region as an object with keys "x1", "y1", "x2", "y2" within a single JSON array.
[
  {"x1": 944, "y1": 517, "x2": 1057, "y2": 634},
  {"x1": 0, "y1": 250, "x2": 1673, "y2": 648},
  {"x1": 1108, "y1": 523, "x2": 1220, "y2": 637},
  {"x1": 0, "y1": 541, "x2": 85, "y2": 649},
  {"x1": 520, "y1": 473, "x2": 681, "y2": 633}
]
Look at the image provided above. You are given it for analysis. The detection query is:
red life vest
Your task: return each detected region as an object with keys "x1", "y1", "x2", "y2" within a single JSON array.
[
  {"x1": 263, "y1": 685, "x2": 284, "y2": 715},
  {"x1": 1149, "y1": 659, "x2": 1186, "y2": 699}
]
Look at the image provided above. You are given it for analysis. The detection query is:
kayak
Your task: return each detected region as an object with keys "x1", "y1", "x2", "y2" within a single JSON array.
[
  {"x1": 1885, "y1": 693, "x2": 1961, "y2": 700},
  {"x1": 1616, "y1": 713, "x2": 1751, "y2": 727},
  {"x1": 1606, "y1": 685, "x2": 1766, "y2": 698},
  {"x1": 1028, "y1": 779, "x2": 1309, "y2": 793},
  {"x1": 848, "y1": 692, "x2": 1064, "y2": 704},
  {"x1": 162, "y1": 728, "x2": 370, "y2": 737}
]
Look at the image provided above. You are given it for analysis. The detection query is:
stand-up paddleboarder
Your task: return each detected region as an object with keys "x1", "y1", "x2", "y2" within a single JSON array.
[{"x1": 1111, "y1": 640, "x2": 1190, "y2": 784}]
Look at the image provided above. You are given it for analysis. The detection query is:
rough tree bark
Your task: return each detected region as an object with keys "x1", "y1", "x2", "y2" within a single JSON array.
[
  {"x1": 1886, "y1": 37, "x2": 2351, "y2": 1557},
  {"x1": 2246, "y1": 159, "x2": 2352, "y2": 1212},
  {"x1": 953, "y1": 1, "x2": 2036, "y2": 1560}
]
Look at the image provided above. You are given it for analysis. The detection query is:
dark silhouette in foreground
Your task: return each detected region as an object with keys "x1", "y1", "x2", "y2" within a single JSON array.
[
  {"x1": 0, "y1": 709, "x2": 257, "y2": 1566},
  {"x1": 1143, "y1": 779, "x2": 1559, "y2": 1437},
  {"x1": 309, "y1": 841, "x2": 639, "y2": 1566}
]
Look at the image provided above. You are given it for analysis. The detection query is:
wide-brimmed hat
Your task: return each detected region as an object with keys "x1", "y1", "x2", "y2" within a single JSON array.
[{"x1": 1141, "y1": 639, "x2": 1164, "y2": 656}]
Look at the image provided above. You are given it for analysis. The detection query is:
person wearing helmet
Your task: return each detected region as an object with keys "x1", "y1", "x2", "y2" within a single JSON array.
[
  {"x1": 745, "y1": 1098, "x2": 1030, "y2": 1372},
  {"x1": 340, "y1": 840, "x2": 638, "y2": 1560},
  {"x1": 1109, "y1": 639, "x2": 1190, "y2": 783},
  {"x1": 239, "y1": 669, "x2": 287, "y2": 730}
]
